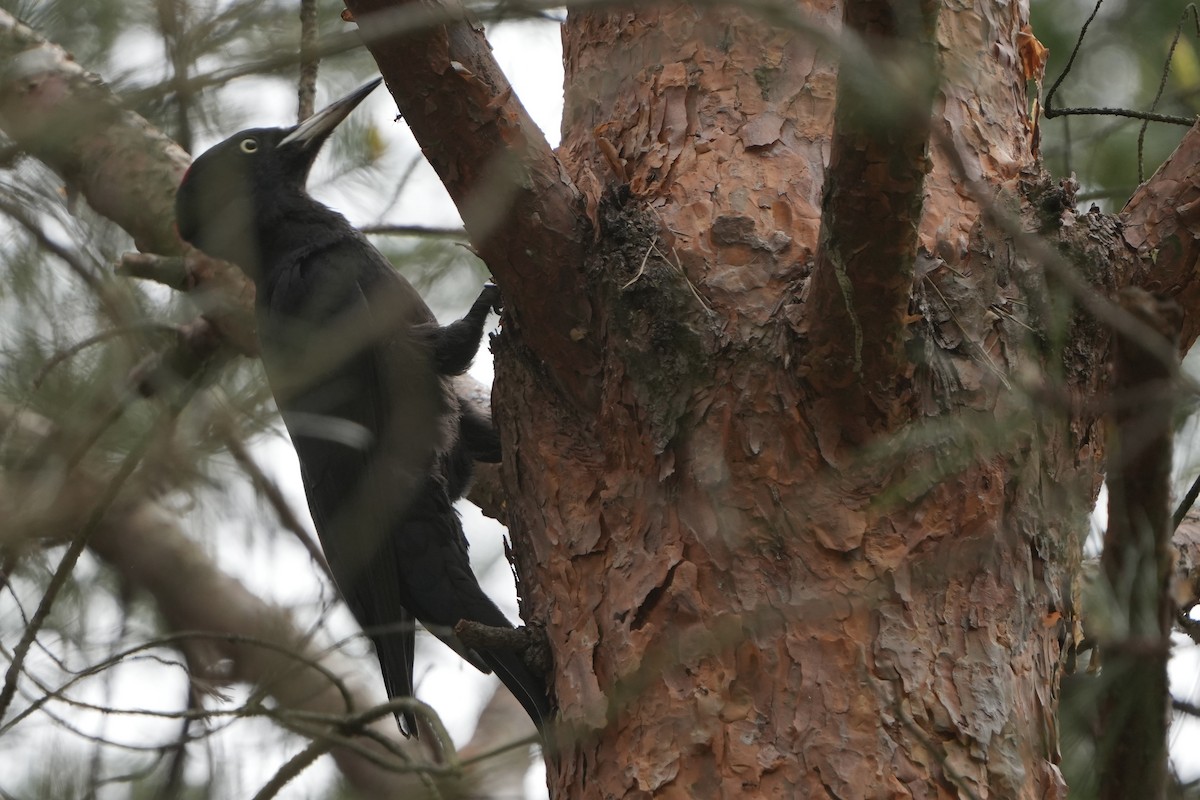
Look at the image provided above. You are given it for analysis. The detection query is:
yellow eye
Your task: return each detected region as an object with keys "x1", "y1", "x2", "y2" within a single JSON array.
[{"x1": 239, "y1": 138, "x2": 258, "y2": 153}]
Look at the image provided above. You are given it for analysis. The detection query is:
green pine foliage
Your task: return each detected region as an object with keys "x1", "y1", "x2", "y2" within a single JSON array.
[{"x1": 1032, "y1": 0, "x2": 1198, "y2": 207}]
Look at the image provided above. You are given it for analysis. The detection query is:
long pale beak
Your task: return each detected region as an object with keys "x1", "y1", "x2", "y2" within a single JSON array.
[{"x1": 278, "y1": 77, "x2": 383, "y2": 149}]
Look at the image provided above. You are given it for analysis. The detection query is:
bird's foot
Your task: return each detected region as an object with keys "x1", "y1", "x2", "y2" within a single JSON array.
[{"x1": 480, "y1": 281, "x2": 503, "y2": 316}]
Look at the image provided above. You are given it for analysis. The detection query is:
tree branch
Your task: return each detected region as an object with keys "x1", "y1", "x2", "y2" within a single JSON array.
[
  {"x1": 0, "y1": 12, "x2": 181, "y2": 255},
  {"x1": 455, "y1": 620, "x2": 551, "y2": 674},
  {"x1": 1095, "y1": 287, "x2": 1180, "y2": 800},
  {"x1": 1121, "y1": 122, "x2": 1200, "y2": 352},
  {"x1": 801, "y1": 0, "x2": 940, "y2": 441},
  {"x1": 0, "y1": 10, "x2": 257, "y2": 355},
  {"x1": 343, "y1": 0, "x2": 600, "y2": 409},
  {"x1": 298, "y1": 0, "x2": 320, "y2": 122}
]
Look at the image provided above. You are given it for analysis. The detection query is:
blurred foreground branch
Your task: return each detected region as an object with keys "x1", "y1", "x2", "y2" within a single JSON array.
[
  {"x1": 0, "y1": 404, "x2": 428, "y2": 797},
  {"x1": 1095, "y1": 288, "x2": 1181, "y2": 800}
]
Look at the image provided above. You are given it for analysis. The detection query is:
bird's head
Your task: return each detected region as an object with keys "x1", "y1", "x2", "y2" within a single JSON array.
[{"x1": 175, "y1": 78, "x2": 382, "y2": 277}]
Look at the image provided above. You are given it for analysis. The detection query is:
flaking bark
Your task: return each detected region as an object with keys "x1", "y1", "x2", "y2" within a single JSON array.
[{"x1": 513, "y1": 1, "x2": 1186, "y2": 797}]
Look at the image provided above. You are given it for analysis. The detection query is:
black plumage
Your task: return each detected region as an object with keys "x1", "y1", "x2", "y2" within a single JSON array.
[{"x1": 174, "y1": 79, "x2": 549, "y2": 735}]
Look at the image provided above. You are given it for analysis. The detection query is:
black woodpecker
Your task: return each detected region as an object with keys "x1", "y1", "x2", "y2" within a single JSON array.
[{"x1": 174, "y1": 78, "x2": 550, "y2": 735}]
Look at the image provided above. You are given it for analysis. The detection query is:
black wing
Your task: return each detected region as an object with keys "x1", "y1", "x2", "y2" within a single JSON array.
[{"x1": 259, "y1": 236, "x2": 445, "y2": 735}]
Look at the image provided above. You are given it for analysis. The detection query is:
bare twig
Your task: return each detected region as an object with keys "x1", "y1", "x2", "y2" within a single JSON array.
[
  {"x1": 155, "y1": 0, "x2": 194, "y2": 153},
  {"x1": 1043, "y1": 0, "x2": 1195, "y2": 128},
  {"x1": 1174, "y1": 472, "x2": 1200, "y2": 531},
  {"x1": 32, "y1": 323, "x2": 176, "y2": 390},
  {"x1": 298, "y1": 0, "x2": 320, "y2": 121},
  {"x1": 0, "y1": 195, "x2": 130, "y2": 326},
  {"x1": 1137, "y1": 6, "x2": 1200, "y2": 181},
  {"x1": 359, "y1": 224, "x2": 468, "y2": 239},
  {"x1": 0, "y1": 396, "x2": 185, "y2": 723}
]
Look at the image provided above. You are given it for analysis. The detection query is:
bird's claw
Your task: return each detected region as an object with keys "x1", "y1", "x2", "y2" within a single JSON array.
[{"x1": 481, "y1": 281, "x2": 503, "y2": 315}]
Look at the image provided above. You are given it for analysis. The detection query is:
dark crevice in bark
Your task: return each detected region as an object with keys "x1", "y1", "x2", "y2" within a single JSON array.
[{"x1": 631, "y1": 561, "x2": 679, "y2": 631}]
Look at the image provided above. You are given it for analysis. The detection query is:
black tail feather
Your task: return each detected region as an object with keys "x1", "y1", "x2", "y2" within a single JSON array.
[
  {"x1": 477, "y1": 647, "x2": 552, "y2": 733},
  {"x1": 371, "y1": 611, "x2": 418, "y2": 736}
]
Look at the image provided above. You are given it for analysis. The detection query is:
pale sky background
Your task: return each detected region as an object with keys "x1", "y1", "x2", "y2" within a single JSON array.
[{"x1": 6, "y1": 9, "x2": 1200, "y2": 799}]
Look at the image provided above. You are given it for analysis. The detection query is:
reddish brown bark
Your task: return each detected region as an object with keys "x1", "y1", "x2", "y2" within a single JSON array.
[
  {"x1": 491, "y1": 1, "x2": 1129, "y2": 797},
  {"x1": 1122, "y1": 123, "x2": 1200, "y2": 345}
]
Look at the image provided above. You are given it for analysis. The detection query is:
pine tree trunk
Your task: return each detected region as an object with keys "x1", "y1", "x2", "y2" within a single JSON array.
[{"x1": 493, "y1": 2, "x2": 1119, "y2": 796}]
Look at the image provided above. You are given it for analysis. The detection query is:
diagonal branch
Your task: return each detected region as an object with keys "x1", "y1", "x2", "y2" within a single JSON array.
[
  {"x1": 801, "y1": 0, "x2": 940, "y2": 442},
  {"x1": 343, "y1": 0, "x2": 600, "y2": 408},
  {"x1": 0, "y1": 10, "x2": 184, "y2": 255},
  {"x1": 1121, "y1": 122, "x2": 1200, "y2": 352},
  {"x1": 0, "y1": 9, "x2": 257, "y2": 356}
]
